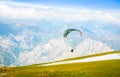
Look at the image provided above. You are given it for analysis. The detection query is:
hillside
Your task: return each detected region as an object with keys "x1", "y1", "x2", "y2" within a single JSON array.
[
  {"x1": 34, "y1": 50, "x2": 120, "y2": 65},
  {"x1": 0, "y1": 51, "x2": 120, "y2": 77}
]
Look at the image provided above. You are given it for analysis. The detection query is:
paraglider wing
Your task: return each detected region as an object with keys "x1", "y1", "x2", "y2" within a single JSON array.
[{"x1": 63, "y1": 29, "x2": 82, "y2": 38}]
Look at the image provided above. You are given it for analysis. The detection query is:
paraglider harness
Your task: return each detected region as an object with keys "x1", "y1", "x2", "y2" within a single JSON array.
[{"x1": 71, "y1": 49, "x2": 74, "y2": 52}]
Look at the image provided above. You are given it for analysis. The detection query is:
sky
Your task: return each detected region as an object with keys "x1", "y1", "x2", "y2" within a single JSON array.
[
  {"x1": 12, "y1": 0, "x2": 120, "y2": 9},
  {"x1": 0, "y1": 0, "x2": 120, "y2": 66}
]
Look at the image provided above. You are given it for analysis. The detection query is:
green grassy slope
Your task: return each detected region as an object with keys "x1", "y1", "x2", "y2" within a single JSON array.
[
  {"x1": 0, "y1": 60, "x2": 120, "y2": 77},
  {"x1": 0, "y1": 50, "x2": 120, "y2": 77}
]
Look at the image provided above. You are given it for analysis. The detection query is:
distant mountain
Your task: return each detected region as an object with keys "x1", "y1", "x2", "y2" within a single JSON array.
[
  {"x1": 13, "y1": 38, "x2": 113, "y2": 66},
  {"x1": 0, "y1": 18, "x2": 120, "y2": 66}
]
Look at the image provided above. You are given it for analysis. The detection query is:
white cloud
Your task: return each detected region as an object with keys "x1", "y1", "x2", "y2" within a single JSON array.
[
  {"x1": 0, "y1": 1, "x2": 120, "y2": 24},
  {"x1": 0, "y1": 3, "x2": 39, "y2": 19}
]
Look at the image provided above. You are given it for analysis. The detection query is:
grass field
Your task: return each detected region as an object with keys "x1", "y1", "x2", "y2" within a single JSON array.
[{"x1": 0, "y1": 50, "x2": 120, "y2": 77}]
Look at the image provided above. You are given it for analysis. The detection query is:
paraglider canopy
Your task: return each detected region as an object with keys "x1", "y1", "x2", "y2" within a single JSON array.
[{"x1": 63, "y1": 29, "x2": 82, "y2": 38}]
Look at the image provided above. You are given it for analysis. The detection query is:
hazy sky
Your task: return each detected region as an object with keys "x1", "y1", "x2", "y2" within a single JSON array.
[{"x1": 12, "y1": 0, "x2": 120, "y2": 9}]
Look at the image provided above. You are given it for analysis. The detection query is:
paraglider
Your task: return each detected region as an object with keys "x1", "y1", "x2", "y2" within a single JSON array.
[
  {"x1": 63, "y1": 29, "x2": 83, "y2": 52},
  {"x1": 63, "y1": 29, "x2": 82, "y2": 38},
  {"x1": 71, "y1": 49, "x2": 74, "y2": 52}
]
